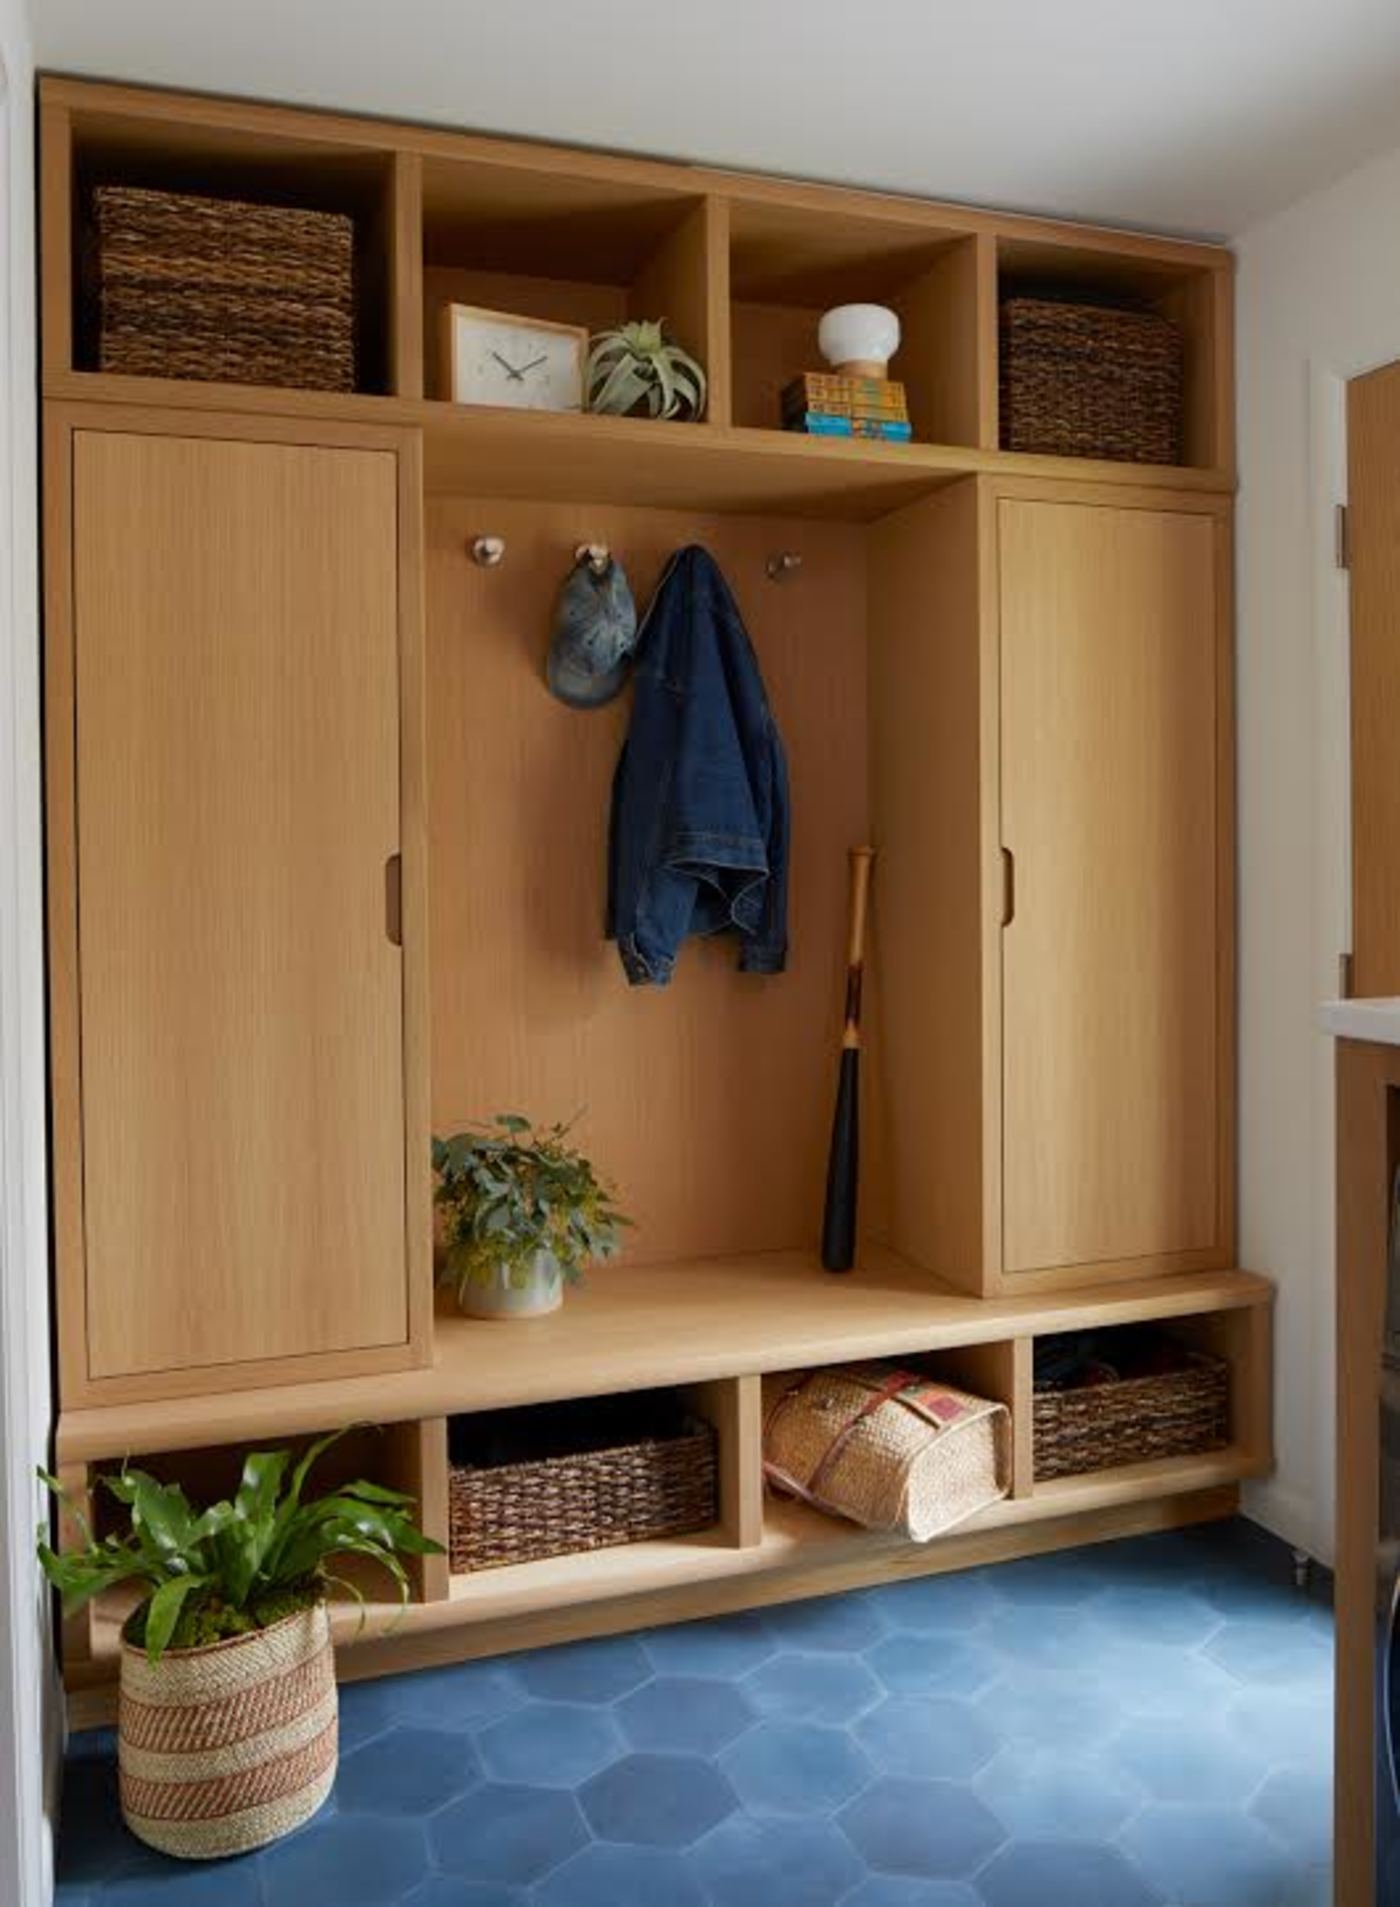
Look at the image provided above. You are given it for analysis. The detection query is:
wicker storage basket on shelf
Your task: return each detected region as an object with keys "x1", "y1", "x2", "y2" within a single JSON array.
[
  {"x1": 117, "y1": 1603, "x2": 337, "y2": 1860},
  {"x1": 1033, "y1": 1347, "x2": 1230, "y2": 1481},
  {"x1": 449, "y1": 1398, "x2": 718, "y2": 1572},
  {"x1": 763, "y1": 1364, "x2": 1011, "y2": 1541},
  {"x1": 1000, "y1": 296, "x2": 1183, "y2": 464},
  {"x1": 87, "y1": 185, "x2": 355, "y2": 392}
]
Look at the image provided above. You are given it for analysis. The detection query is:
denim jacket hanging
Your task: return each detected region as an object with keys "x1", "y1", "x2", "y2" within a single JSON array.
[{"x1": 608, "y1": 545, "x2": 790, "y2": 986}]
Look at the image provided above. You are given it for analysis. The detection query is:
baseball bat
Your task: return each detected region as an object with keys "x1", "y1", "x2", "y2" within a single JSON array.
[{"x1": 821, "y1": 846, "x2": 876, "y2": 1272}]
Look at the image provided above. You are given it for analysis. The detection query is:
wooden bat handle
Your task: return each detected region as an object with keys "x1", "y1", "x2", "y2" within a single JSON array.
[
  {"x1": 846, "y1": 847, "x2": 876, "y2": 967},
  {"x1": 843, "y1": 847, "x2": 876, "y2": 1047}
]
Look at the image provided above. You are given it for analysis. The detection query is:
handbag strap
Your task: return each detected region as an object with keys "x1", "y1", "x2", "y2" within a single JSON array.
[{"x1": 806, "y1": 1369, "x2": 916, "y2": 1503}]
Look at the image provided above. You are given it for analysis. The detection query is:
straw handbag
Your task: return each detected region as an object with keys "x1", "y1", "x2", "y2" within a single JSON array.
[
  {"x1": 764, "y1": 1364, "x2": 1011, "y2": 1540},
  {"x1": 118, "y1": 1603, "x2": 337, "y2": 1859}
]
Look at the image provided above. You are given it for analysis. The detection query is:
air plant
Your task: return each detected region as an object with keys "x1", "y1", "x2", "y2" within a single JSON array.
[{"x1": 585, "y1": 319, "x2": 707, "y2": 422}]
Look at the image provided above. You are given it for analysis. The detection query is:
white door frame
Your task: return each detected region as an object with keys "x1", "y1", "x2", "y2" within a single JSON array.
[{"x1": 0, "y1": 34, "x2": 59, "y2": 1907}]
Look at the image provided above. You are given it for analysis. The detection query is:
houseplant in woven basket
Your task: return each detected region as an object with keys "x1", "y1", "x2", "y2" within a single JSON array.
[
  {"x1": 433, "y1": 1114, "x2": 630, "y2": 1319},
  {"x1": 37, "y1": 1431, "x2": 441, "y2": 1860}
]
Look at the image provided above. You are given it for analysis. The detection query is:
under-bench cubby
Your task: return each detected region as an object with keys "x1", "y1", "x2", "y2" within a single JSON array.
[
  {"x1": 1030, "y1": 1304, "x2": 1270, "y2": 1490},
  {"x1": 55, "y1": 1419, "x2": 449, "y2": 1703},
  {"x1": 446, "y1": 1388, "x2": 720, "y2": 1572}
]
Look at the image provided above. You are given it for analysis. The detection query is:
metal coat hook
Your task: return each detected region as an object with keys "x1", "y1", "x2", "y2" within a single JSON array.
[
  {"x1": 470, "y1": 536, "x2": 613, "y2": 573},
  {"x1": 766, "y1": 551, "x2": 803, "y2": 582}
]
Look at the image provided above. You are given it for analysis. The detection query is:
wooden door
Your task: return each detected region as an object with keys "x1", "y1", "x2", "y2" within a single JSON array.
[
  {"x1": 1347, "y1": 362, "x2": 1400, "y2": 998},
  {"x1": 999, "y1": 494, "x2": 1226, "y2": 1277},
  {"x1": 65, "y1": 424, "x2": 417, "y2": 1386}
]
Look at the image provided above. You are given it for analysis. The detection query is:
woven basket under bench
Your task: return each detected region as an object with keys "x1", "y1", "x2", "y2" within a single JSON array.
[
  {"x1": 1000, "y1": 296, "x2": 1184, "y2": 465},
  {"x1": 449, "y1": 1396, "x2": 718, "y2": 1572},
  {"x1": 85, "y1": 185, "x2": 356, "y2": 392},
  {"x1": 1033, "y1": 1348, "x2": 1230, "y2": 1481}
]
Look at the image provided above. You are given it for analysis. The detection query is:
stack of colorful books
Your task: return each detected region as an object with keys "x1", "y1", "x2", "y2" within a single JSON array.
[{"x1": 781, "y1": 372, "x2": 912, "y2": 443}]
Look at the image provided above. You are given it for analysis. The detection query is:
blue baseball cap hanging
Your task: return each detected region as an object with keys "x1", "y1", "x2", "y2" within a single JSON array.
[{"x1": 546, "y1": 544, "x2": 638, "y2": 709}]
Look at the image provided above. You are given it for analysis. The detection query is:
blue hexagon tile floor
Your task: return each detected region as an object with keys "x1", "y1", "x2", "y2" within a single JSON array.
[{"x1": 55, "y1": 1517, "x2": 1333, "y2": 1907}]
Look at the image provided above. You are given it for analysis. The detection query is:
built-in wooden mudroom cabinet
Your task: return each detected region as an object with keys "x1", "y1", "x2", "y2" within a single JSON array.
[{"x1": 39, "y1": 77, "x2": 1271, "y2": 1723}]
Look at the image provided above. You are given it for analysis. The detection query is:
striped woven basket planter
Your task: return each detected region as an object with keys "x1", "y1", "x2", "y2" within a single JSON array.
[{"x1": 118, "y1": 1603, "x2": 337, "y2": 1859}]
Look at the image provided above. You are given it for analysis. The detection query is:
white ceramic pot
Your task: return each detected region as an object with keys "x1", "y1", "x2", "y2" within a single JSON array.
[
  {"x1": 818, "y1": 303, "x2": 901, "y2": 375},
  {"x1": 455, "y1": 1248, "x2": 564, "y2": 1320}
]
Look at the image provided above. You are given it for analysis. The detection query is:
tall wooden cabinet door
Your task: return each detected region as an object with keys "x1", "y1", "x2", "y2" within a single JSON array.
[
  {"x1": 997, "y1": 493, "x2": 1231, "y2": 1281},
  {"x1": 58, "y1": 420, "x2": 427, "y2": 1394}
]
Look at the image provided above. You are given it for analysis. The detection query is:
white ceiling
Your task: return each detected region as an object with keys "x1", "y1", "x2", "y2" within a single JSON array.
[{"x1": 32, "y1": 0, "x2": 1400, "y2": 239}]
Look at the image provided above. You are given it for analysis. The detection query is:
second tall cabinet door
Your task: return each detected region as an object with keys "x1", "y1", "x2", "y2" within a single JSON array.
[
  {"x1": 66, "y1": 424, "x2": 421, "y2": 1389},
  {"x1": 998, "y1": 495, "x2": 1228, "y2": 1278}
]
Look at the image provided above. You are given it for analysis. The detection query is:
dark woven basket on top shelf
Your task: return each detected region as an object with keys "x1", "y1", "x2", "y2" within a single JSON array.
[
  {"x1": 1000, "y1": 296, "x2": 1184, "y2": 465},
  {"x1": 86, "y1": 185, "x2": 355, "y2": 392},
  {"x1": 448, "y1": 1398, "x2": 718, "y2": 1572},
  {"x1": 1033, "y1": 1349, "x2": 1230, "y2": 1481}
]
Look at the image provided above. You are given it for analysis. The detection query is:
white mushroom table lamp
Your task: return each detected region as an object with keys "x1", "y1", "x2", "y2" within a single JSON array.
[{"x1": 817, "y1": 303, "x2": 902, "y2": 378}]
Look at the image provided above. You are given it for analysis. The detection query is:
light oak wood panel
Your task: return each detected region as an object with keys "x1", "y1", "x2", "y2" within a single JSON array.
[
  {"x1": 972, "y1": 234, "x2": 1000, "y2": 449},
  {"x1": 890, "y1": 238, "x2": 986, "y2": 448},
  {"x1": 68, "y1": 1480, "x2": 1245, "y2": 1724},
  {"x1": 427, "y1": 496, "x2": 867, "y2": 1267},
  {"x1": 1346, "y1": 360, "x2": 1400, "y2": 997},
  {"x1": 867, "y1": 481, "x2": 995, "y2": 1293},
  {"x1": 73, "y1": 429, "x2": 405, "y2": 1378},
  {"x1": 629, "y1": 197, "x2": 731, "y2": 428},
  {"x1": 56, "y1": 1251, "x2": 1272, "y2": 1465},
  {"x1": 49, "y1": 407, "x2": 433, "y2": 1402},
  {"x1": 730, "y1": 299, "x2": 827, "y2": 433},
  {"x1": 54, "y1": 1462, "x2": 96, "y2": 1669},
  {"x1": 1157, "y1": 264, "x2": 1236, "y2": 477},
  {"x1": 40, "y1": 371, "x2": 1235, "y2": 515},
  {"x1": 39, "y1": 97, "x2": 73, "y2": 377},
  {"x1": 998, "y1": 494, "x2": 1226, "y2": 1275},
  {"x1": 681, "y1": 1376, "x2": 764, "y2": 1548},
  {"x1": 934, "y1": 1338, "x2": 1034, "y2": 1498},
  {"x1": 389, "y1": 151, "x2": 425, "y2": 398},
  {"x1": 1333, "y1": 1038, "x2": 1396, "y2": 1907}
]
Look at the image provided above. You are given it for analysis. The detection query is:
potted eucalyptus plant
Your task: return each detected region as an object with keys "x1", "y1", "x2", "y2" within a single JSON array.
[
  {"x1": 433, "y1": 1114, "x2": 630, "y2": 1319},
  {"x1": 37, "y1": 1432, "x2": 441, "y2": 1860}
]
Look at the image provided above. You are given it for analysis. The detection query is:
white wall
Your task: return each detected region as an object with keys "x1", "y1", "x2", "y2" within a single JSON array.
[
  {"x1": 0, "y1": 1, "x2": 58, "y2": 1903},
  {"x1": 1235, "y1": 140, "x2": 1400, "y2": 1562}
]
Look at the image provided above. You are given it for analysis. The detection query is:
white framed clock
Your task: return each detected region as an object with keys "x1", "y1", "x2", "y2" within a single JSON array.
[{"x1": 441, "y1": 303, "x2": 588, "y2": 412}]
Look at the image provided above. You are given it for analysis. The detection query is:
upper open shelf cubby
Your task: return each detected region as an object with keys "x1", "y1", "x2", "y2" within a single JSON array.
[
  {"x1": 997, "y1": 235, "x2": 1230, "y2": 472},
  {"x1": 420, "y1": 154, "x2": 716, "y2": 407},
  {"x1": 728, "y1": 201, "x2": 990, "y2": 448},
  {"x1": 59, "y1": 103, "x2": 401, "y2": 395},
  {"x1": 42, "y1": 78, "x2": 1234, "y2": 491}
]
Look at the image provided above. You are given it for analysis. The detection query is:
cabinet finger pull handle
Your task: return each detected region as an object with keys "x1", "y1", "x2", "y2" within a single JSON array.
[
  {"x1": 1001, "y1": 847, "x2": 1016, "y2": 927},
  {"x1": 385, "y1": 853, "x2": 403, "y2": 947}
]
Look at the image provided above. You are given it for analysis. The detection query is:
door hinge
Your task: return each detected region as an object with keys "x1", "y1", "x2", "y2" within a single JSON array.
[
  {"x1": 1339, "y1": 950, "x2": 1355, "y2": 998},
  {"x1": 1335, "y1": 502, "x2": 1351, "y2": 570}
]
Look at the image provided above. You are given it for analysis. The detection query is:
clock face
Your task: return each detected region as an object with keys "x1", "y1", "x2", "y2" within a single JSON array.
[{"x1": 446, "y1": 308, "x2": 586, "y2": 413}]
